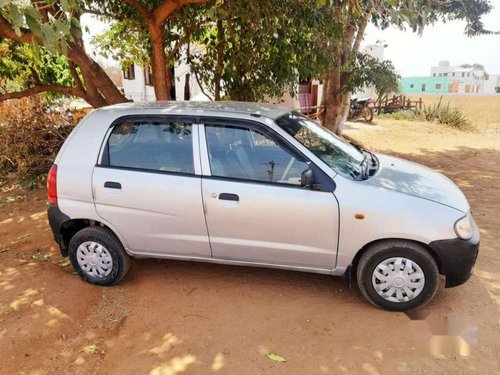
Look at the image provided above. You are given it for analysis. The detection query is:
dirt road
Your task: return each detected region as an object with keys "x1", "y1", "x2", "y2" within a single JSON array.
[{"x1": 1, "y1": 119, "x2": 499, "y2": 374}]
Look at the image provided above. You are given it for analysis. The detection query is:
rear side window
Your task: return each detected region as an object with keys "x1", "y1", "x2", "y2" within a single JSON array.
[{"x1": 107, "y1": 120, "x2": 194, "y2": 174}]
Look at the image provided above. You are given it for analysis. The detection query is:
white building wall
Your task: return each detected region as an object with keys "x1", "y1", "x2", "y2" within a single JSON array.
[
  {"x1": 355, "y1": 44, "x2": 385, "y2": 99},
  {"x1": 483, "y1": 74, "x2": 500, "y2": 94},
  {"x1": 122, "y1": 65, "x2": 156, "y2": 102},
  {"x1": 174, "y1": 45, "x2": 208, "y2": 102}
]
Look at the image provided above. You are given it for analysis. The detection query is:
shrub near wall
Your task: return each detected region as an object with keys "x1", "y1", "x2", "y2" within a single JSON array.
[{"x1": 0, "y1": 97, "x2": 73, "y2": 187}]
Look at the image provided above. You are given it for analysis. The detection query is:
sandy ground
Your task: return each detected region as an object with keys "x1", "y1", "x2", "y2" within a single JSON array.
[{"x1": 0, "y1": 118, "x2": 499, "y2": 374}]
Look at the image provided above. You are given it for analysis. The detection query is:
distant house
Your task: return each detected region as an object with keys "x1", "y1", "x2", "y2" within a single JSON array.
[
  {"x1": 401, "y1": 61, "x2": 500, "y2": 95},
  {"x1": 122, "y1": 44, "x2": 386, "y2": 111},
  {"x1": 401, "y1": 77, "x2": 453, "y2": 94}
]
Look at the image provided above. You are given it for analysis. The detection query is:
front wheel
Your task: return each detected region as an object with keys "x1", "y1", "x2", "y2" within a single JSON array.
[
  {"x1": 362, "y1": 106, "x2": 374, "y2": 122},
  {"x1": 356, "y1": 241, "x2": 439, "y2": 311}
]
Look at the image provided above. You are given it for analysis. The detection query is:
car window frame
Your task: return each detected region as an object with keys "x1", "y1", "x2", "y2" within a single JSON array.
[
  {"x1": 199, "y1": 117, "x2": 335, "y2": 192},
  {"x1": 97, "y1": 115, "x2": 200, "y2": 178}
]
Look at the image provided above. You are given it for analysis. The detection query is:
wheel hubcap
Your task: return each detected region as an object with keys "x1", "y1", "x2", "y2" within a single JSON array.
[
  {"x1": 76, "y1": 241, "x2": 113, "y2": 279},
  {"x1": 372, "y1": 257, "x2": 425, "y2": 303}
]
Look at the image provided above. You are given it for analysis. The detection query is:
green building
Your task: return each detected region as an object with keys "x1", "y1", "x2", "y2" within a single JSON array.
[{"x1": 401, "y1": 77, "x2": 452, "y2": 94}]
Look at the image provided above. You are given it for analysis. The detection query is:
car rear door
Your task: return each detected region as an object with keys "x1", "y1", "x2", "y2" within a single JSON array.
[
  {"x1": 199, "y1": 119, "x2": 339, "y2": 271},
  {"x1": 92, "y1": 116, "x2": 211, "y2": 258}
]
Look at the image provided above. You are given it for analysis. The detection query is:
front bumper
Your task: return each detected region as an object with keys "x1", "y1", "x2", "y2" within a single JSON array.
[{"x1": 428, "y1": 227, "x2": 480, "y2": 288}]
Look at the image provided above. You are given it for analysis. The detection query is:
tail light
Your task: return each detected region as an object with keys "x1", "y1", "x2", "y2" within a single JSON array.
[{"x1": 47, "y1": 164, "x2": 58, "y2": 205}]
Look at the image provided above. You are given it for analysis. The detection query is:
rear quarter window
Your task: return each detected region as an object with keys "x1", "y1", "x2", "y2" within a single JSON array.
[{"x1": 107, "y1": 120, "x2": 194, "y2": 174}]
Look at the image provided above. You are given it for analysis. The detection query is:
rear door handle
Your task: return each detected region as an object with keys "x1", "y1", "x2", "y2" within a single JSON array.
[
  {"x1": 219, "y1": 193, "x2": 239, "y2": 201},
  {"x1": 104, "y1": 181, "x2": 122, "y2": 189}
]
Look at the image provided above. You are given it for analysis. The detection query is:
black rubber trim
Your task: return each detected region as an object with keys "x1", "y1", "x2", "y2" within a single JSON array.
[
  {"x1": 428, "y1": 228, "x2": 480, "y2": 288},
  {"x1": 47, "y1": 204, "x2": 70, "y2": 256}
]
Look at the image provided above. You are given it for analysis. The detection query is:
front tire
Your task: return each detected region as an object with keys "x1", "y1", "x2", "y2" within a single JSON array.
[
  {"x1": 362, "y1": 106, "x2": 374, "y2": 122},
  {"x1": 68, "y1": 226, "x2": 131, "y2": 286},
  {"x1": 356, "y1": 241, "x2": 439, "y2": 311}
]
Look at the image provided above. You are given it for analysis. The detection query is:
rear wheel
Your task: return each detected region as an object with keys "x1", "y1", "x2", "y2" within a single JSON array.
[
  {"x1": 356, "y1": 241, "x2": 439, "y2": 311},
  {"x1": 68, "y1": 226, "x2": 131, "y2": 286}
]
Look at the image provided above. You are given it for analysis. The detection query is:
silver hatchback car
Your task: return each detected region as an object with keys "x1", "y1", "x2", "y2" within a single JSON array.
[{"x1": 47, "y1": 102, "x2": 479, "y2": 310}]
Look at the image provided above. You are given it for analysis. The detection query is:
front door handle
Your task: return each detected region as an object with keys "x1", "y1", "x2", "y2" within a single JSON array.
[
  {"x1": 104, "y1": 181, "x2": 122, "y2": 189},
  {"x1": 219, "y1": 193, "x2": 239, "y2": 201}
]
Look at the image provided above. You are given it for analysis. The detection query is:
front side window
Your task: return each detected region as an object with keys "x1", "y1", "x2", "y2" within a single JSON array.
[
  {"x1": 107, "y1": 120, "x2": 194, "y2": 174},
  {"x1": 205, "y1": 124, "x2": 309, "y2": 185},
  {"x1": 276, "y1": 112, "x2": 365, "y2": 180}
]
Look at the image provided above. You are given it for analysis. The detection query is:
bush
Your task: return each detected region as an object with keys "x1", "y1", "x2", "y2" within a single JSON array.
[
  {"x1": 377, "y1": 110, "x2": 419, "y2": 121},
  {"x1": 419, "y1": 98, "x2": 470, "y2": 129},
  {"x1": 0, "y1": 97, "x2": 74, "y2": 187}
]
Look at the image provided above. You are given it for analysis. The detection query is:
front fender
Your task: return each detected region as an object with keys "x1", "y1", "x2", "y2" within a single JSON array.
[{"x1": 334, "y1": 177, "x2": 464, "y2": 269}]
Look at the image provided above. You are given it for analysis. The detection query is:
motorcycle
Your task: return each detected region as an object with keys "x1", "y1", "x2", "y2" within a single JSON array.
[{"x1": 348, "y1": 96, "x2": 375, "y2": 122}]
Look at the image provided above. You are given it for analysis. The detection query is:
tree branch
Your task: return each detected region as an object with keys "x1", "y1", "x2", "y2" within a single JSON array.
[
  {"x1": 352, "y1": 9, "x2": 372, "y2": 54},
  {"x1": 165, "y1": 20, "x2": 203, "y2": 62},
  {"x1": 68, "y1": 61, "x2": 85, "y2": 92},
  {"x1": 0, "y1": 14, "x2": 34, "y2": 43},
  {"x1": 121, "y1": 0, "x2": 151, "y2": 22},
  {"x1": 153, "y1": 0, "x2": 205, "y2": 25},
  {"x1": 81, "y1": 7, "x2": 116, "y2": 19},
  {"x1": 0, "y1": 85, "x2": 86, "y2": 102}
]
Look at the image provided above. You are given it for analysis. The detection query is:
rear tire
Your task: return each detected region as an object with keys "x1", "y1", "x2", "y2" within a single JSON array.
[
  {"x1": 68, "y1": 226, "x2": 131, "y2": 286},
  {"x1": 356, "y1": 240, "x2": 439, "y2": 311}
]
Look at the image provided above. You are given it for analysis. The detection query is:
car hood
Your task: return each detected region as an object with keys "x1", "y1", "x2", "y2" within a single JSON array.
[{"x1": 365, "y1": 154, "x2": 469, "y2": 212}]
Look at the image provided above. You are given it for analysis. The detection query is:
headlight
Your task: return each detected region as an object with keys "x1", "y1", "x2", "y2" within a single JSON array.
[{"x1": 454, "y1": 213, "x2": 475, "y2": 240}]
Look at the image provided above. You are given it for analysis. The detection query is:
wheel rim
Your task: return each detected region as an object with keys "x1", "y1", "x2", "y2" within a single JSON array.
[
  {"x1": 372, "y1": 257, "x2": 425, "y2": 303},
  {"x1": 76, "y1": 241, "x2": 113, "y2": 278}
]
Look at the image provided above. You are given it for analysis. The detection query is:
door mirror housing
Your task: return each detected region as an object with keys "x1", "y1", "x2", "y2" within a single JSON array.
[{"x1": 301, "y1": 168, "x2": 314, "y2": 189}]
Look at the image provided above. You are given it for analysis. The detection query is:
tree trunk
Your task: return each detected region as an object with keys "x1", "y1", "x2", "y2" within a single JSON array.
[
  {"x1": 322, "y1": 71, "x2": 350, "y2": 135},
  {"x1": 321, "y1": 9, "x2": 371, "y2": 134},
  {"x1": 214, "y1": 19, "x2": 224, "y2": 101},
  {"x1": 0, "y1": 14, "x2": 128, "y2": 108},
  {"x1": 149, "y1": 23, "x2": 171, "y2": 100},
  {"x1": 67, "y1": 38, "x2": 128, "y2": 106}
]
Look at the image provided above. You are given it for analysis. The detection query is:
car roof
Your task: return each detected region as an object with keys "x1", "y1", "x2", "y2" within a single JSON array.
[{"x1": 98, "y1": 101, "x2": 293, "y2": 120}]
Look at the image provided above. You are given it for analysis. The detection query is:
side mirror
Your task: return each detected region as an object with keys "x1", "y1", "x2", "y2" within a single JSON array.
[{"x1": 301, "y1": 168, "x2": 314, "y2": 189}]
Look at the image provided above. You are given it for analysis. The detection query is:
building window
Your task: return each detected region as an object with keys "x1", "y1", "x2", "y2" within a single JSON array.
[
  {"x1": 485, "y1": 75, "x2": 489, "y2": 81},
  {"x1": 144, "y1": 65, "x2": 153, "y2": 86},
  {"x1": 435, "y1": 84, "x2": 442, "y2": 90},
  {"x1": 422, "y1": 84, "x2": 426, "y2": 92},
  {"x1": 462, "y1": 72, "x2": 465, "y2": 78},
  {"x1": 410, "y1": 84, "x2": 414, "y2": 88},
  {"x1": 452, "y1": 72, "x2": 455, "y2": 77},
  {"x1": 123, "y1": 64, "x2": 135, "y2": 80},
  {"x1": 433, "y1": 73, "x2": 436, "y2": 77},
  {"x1": 443, "y1": 73, "x2": 448, "y2": 77},
  {"x1": 439, "y1": 73, "x2": 442, "y2": 77}
]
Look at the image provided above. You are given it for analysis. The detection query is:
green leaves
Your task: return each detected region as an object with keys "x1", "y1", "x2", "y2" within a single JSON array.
[
  {"x1": 1, "y1": 1, "x2": 83, "y2": 55},
  {"x1": 266, "y1": 353, "x2": 286, "y2": 363},
  {"x1": 7, "y1": 4, "x2": 24, "y2": 37}
]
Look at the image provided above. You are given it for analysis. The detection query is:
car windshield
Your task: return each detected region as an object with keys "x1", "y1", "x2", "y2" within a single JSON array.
[{"x1": 276, "y1": 112, "x2": 365, "y2": 179}]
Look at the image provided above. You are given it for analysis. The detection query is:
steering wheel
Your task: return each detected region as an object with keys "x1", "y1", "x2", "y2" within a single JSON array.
[{"x1": 280, "y1": 156, "x2": 296, "y2": 182}]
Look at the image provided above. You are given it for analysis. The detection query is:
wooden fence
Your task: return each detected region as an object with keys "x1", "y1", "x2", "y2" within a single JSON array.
[{"x1": 376, "y1": 95, "x2": 423, "y2": 114}]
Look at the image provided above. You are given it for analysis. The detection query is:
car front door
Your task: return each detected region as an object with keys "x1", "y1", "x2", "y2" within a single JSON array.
[
  {"x1": 92, "y1": 116, "x2": 211, "y2": 258},
  {"x1": 200, "y1": 119, "x2": 339, "y2": 271}
]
